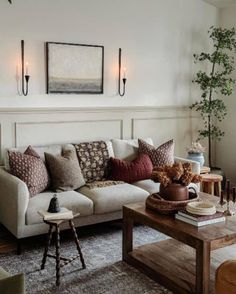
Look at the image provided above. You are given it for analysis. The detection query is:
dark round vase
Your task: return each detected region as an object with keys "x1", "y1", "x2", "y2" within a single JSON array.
[{"x1": 159, "y1": 183, "x2": 189, "y2": 201}]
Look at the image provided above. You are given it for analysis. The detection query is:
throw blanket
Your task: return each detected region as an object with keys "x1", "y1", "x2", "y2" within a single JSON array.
[{"x1": 85, "y1": 180, "x2": 124, "y2": 189}]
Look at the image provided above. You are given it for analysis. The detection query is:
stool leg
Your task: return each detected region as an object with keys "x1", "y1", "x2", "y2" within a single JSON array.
[
  {"x1": 41, "y1": 225, "x2": 53, "y2": 270},
  {"x1": 215, "y1": 181, "x2": 221, "y2": 197},
  {"x1": 69, "y1": 220, "x2": 86, "y2": 269},
  {"x1": 201, "y1": 182, "x2": 203, "y2": 192},
  {"x1": 56, "y1": 224, "x2": 61, "y2": 286},
  {"x1": 211, "y1": 182, "x2": 214, "y2": 195}
]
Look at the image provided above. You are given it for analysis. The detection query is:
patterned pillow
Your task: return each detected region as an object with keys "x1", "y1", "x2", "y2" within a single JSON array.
[
  {"x1": 108, "y1": 154, "x2": 153, "y2": 183},
  {"x1": 45, "y1": 149, "x2": 85, "y2": 192},
  {"x1": 8, "y1": 146, "x2": 49, "y2": 197},
  {"x1": 74, "y1": 141, "x2": 109, "y2": 183},
  {"x1": 138, "y1": 139, "x2": 175, "y2": 167}
]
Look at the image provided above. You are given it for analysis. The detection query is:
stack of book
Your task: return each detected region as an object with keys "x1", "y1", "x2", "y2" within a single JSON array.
[
  {"x1": 175, "y1": 210, "x2": 225, "y2": 227},
  {"x1": 38, "y1": 207, "x2": 74, "y2": 221}
]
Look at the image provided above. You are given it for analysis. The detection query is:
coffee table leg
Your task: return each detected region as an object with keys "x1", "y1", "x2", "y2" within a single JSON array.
[
  {"x1": 196, "y1": 241, "x2": 210, "y2": 294},
  {"x1": 41, "y1": 224, "x2": 53, "y2": 270},
  {"x1": 56, "y1": 224, "x2": 61, "y2": 287},
  {"x1": 122, "y1": 207, "x2": 133, "y2": 261}
]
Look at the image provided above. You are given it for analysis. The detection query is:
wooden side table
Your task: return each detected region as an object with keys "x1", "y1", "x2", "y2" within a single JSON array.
[
  {"x1": 201, "y1": 174, "x2": 223, "y2": 196},
  {"x1": 41, "y1": 213, "x2": 86, "y2": 286}
]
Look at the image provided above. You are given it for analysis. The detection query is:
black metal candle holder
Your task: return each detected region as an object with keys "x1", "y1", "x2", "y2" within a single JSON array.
[
  {"x1": 21, "y1": 40, "x2": 30, "y2": 96},
  {"x1": 118, "y1": 48, "x2": 127, "y2": 97}
]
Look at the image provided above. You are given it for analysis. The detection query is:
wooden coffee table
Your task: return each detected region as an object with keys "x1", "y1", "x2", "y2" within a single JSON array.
[{"x1": 122, "y1": 192, "x2": 236, "y2": 294}]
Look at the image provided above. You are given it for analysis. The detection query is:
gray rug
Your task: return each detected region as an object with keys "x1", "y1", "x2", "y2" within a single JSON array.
[{"x1": 0, "y1": 224, "x2": 172, "y2": 294}]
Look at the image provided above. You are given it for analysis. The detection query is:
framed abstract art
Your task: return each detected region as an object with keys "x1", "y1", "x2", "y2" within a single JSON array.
[{"x1": 46, "y1": 42, "x2": 104, "y2": 94}]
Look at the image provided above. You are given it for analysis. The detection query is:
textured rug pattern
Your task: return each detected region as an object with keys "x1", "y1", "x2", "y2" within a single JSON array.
[{"x1": 0, "y1": 224, "x2": 172, "y2": 294}]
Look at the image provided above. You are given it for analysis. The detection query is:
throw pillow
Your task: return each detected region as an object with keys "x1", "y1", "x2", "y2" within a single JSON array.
[
  {"x1": 111, "y1": 138, "x2": 154, "y2": 161},
  {"x1": 8, "y1": 146, "x2": 49, "y2": 197},
  {"x1": 108, "y1": 154, "x2": 153, "y2": 183},
  {"x1": 138, "y1": 139, "x2": 175, "y2": 167},
  {"x1": 45, "y1": 149, "x2": 85, "y2": 192},
  {"x1": 74, "y1": 141, "x2": 110, "y2": 183}
]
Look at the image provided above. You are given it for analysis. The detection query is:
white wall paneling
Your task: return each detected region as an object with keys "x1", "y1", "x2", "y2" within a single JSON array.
[
  {"x1": 0, "y1": 106, "x2": 199, "y2": 163},
  {"x1": 15, "y1": 120, "x2": 123, "y2": 148}
]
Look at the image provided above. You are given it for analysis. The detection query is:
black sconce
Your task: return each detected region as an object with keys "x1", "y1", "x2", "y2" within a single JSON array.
[
  {"x1": 118, "y1": 48, "x2": 127, "y2": 97},
  {"x1": 21, "y1": 40, "x2": 30, "y2": 96}
]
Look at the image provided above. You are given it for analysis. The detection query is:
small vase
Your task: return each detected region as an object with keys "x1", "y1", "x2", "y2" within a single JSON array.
[{"x1": 187, "y1": 152, "x2": 205, "y2": 167}]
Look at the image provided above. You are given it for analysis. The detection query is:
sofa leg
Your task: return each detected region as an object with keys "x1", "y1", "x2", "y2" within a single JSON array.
[{"x1": 17, "y1": 239, "x2": 22, "y2": 255}]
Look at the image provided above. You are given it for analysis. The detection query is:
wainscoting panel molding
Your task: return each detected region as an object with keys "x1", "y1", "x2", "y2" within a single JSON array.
[
  {"x1": 132, "y1": 117, "x2": 192, "y2": 156},
  {"x1": 15, "y1": 120, "x2": 123, "y2": 148},
  {"x1": 0, "y1": 106, "x2": 199, "y2": 164}
]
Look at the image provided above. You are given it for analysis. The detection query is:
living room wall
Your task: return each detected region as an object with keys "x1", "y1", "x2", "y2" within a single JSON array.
[
  {"x1": 216, "y1": 7, "x2": 236, "y2": 183},
  {"x1": 0, "y1": 0, "x2": 217, "y2": 108}
]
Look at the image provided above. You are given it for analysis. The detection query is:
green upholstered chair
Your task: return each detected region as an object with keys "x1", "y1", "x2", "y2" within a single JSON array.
[{"x1": 0, "y1": 267, "x2": 25, "y2": 294}]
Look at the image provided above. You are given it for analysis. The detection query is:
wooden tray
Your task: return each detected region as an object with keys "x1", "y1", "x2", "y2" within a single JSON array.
[{"x1": 146, "y1": 192, "x2": 199, "y2": 215}]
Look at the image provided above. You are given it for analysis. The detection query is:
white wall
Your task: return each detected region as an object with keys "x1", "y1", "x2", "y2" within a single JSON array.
[
  {"x1": 0, "y1": 0, "x2": 218, "y2": 108},
  {"x1": 216, "y1": 7, "x2": 236, "y2": 182}
]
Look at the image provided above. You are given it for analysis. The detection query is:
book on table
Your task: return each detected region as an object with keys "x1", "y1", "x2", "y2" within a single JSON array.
[
  {"x1": 175, "y1": 210, "x2": 225, "y2": 227},
  {"x1": 38, "y1": 207, "x2": 74, "y2": 221}
]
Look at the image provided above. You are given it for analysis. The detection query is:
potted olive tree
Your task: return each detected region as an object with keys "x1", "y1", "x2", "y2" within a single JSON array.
[{"x1": 190, "y1": 27, "x2": 236, "y2": 168}]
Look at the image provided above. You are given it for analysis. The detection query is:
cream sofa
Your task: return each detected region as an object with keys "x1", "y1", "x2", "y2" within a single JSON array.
[{"x1": 0, "y1": 138, "x2": 200, "y2": 253}]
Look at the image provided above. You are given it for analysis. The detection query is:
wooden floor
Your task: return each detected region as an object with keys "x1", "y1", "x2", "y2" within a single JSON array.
[{"x1": 0, "y1": 225, "x2": 16, "y2": 253}]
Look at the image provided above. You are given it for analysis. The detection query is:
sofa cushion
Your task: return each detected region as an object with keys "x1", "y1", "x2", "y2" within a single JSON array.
[
  {"x1": 0, "y1": 273, "x2": 25, "y2": 294},
  {"x1": 45, "y1": 149, "x2": 85, "y2": 192},
  {"x1": 0, "y1": 267, "x2": 10, "y2": 279},
  {"x1": 111, "y1": 138, "x2": 153, "y2": 161},
  {"x1": 108, "y1": 154, "x2": 153, "y2": 183},
  {"x1": 138, "y1": 139, "x2": 175, "y2": 167},
  {"x1": 133, "y1": 179, "x2": 160, "y2": 194},
  {"x1": 26, "y1": 191, "x2": 93, "y2": 225},
  {"x1": 74, "y1": 141, "x2": 110, "y2": 183},
  {"x1": 133, "y1": 180, "x2": 199, "y2": 194},
  {"x1": 78, "y1": 183, "x2": 149, "y2": 214},
  {"x1": 8, "y1": 146, "x2": 49, "y2": 197}
]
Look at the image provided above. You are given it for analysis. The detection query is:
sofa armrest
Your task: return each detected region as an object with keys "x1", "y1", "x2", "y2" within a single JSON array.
[
  {"x1": 174, "y1": 156, "x2": 200, "y2": 175},
  {"x1": 0, "y1": 167, "x2": 29, "y2": 238}
]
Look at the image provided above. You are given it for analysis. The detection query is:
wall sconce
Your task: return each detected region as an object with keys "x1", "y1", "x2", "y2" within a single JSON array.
[
  {"x1": 118, "y1": 48, "x2": 127, "y2": 97},
  {"x1": 21, "y1": 40, "x2": 30, "y2": 96}
]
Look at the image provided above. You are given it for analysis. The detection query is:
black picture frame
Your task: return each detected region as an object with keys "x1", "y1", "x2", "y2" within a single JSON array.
[{"x1": 46, "y1": 42, "x2": 104, "y2": 94}]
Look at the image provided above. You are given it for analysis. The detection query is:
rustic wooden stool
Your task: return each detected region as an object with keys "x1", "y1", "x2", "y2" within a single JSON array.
[
  {"x1": 201, "y1": 173, "x2": 223, "y2": 196},
  {"x1": 200, "y1": 166, "x2": 211, "y2": 174},
  {"x1": 41, "y1": 213, "x2": 86, "y2": 286}
]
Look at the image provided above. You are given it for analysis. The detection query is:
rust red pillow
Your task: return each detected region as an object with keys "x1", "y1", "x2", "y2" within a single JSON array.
[
  {"x1": 8, "y1": 146, "x2": 49, "y2": 197},
  {"x1": 108, "y1": 154, "x2": 153, "y2": 183}
]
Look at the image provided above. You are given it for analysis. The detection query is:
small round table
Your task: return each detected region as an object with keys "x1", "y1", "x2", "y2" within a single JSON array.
[
  {"x1": 41, "y1": 212, "x2": 86, "y2": 286},
  {"x1": 201, "y1": 174, "x2": 223, "y2": 196}
]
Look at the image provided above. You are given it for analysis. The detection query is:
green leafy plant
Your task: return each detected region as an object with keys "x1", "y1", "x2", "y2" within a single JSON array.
[{"x1": 190, "y1": 26, "x2": 236, "y2": 168}]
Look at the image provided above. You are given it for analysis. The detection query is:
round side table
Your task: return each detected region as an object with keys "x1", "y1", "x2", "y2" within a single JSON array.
[{"x1": 201, "y1": 174, "x2": 223, "y2": 196}]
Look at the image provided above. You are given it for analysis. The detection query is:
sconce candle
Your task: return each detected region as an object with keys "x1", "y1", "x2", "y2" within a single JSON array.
[
  {"x1": 25, "y1": 62, "x2": 29, "y2": 75},
  {"x1": 21, "y1": 40, "x2": 30, "y2": 96},
  {"x1": 118, "y1": 48, "x2": 127, "y2": 97},
  {"x1": 123, "y1": 67, "x2": 126, "y2": 79}
]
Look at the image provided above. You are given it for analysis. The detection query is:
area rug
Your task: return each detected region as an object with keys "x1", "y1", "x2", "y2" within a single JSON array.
[{"x1": 0, "y1": 224, "x2": 172, "y2": 294}]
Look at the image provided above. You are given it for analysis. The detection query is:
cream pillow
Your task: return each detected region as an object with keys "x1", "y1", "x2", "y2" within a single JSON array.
[{"x1": 111, "y1": 138, "x2": 154, "y2": 161}]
